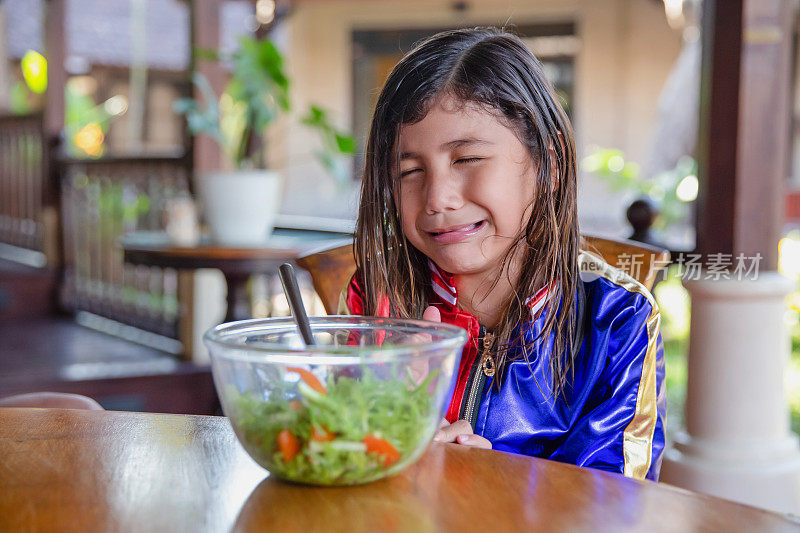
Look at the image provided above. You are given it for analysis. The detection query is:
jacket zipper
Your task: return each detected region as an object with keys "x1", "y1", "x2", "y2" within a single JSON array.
[{"x1": 461, "y1": 324, "x2": 494, "y2": 428}]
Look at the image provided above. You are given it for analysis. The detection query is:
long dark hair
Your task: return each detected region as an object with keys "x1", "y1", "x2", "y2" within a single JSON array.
[{"x1": 354, "y1": 27, "x2": 580, "y2": 398}]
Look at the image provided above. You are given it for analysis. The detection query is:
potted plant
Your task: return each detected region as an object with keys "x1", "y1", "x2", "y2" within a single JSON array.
[{"x1": 176, "y1": 37, "x2": 355, "y2": 245}]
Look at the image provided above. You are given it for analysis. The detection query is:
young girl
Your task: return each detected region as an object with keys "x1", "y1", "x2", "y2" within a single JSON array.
[{"x1": 342, "y1": 28, "x2": 665, "y2": 481}]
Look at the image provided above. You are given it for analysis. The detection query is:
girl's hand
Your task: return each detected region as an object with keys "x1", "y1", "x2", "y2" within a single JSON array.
[
  {"x1": 425, "y1": 307, "x2": 491, "y2": 449},
  {"x1": 433, "y1": 418, "x2": 492, "y2": 449},
  {"x1": 422, "y1": 305, "x2": 440, "y2": 322}
]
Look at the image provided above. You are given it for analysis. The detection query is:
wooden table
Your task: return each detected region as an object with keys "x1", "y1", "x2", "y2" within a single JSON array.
[
  {"x1": 121, "y1": 230, "x2": 351, "y2": 322},
  {"x1": 1, "y1": 409, "x2": 798, "y2": 532}
]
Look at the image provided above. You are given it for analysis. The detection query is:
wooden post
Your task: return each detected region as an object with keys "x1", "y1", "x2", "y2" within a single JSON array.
[
  {"x1": 189, "y1": 0, "x2": 227, "y2": 174},
  {"x1": 734, "y1": 0, "x2": 794, "y2": 269},
  {"x1": 662, "y1": 0, "x2": 800, "y2": 514},
  {"x1": 183, "y1": 1, "x2": 230, "y2": 361},
  {"x1": 42, "y1": 0, "x2": 68, "y2": 269},
  {"x1": 43, "y1": 0, "x2": 66, "y2": 142},
  {"x1": 694, "y1": 0, "x2": 793, "y2": 269}
]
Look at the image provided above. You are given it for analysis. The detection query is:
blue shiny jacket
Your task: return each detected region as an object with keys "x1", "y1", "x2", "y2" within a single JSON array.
[{"x1": 344, "y1": 251, "x2": 666, "y2": 481}]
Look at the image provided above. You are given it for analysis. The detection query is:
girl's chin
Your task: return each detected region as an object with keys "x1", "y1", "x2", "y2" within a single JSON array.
[{"x1": 429, "y1": 254, "x2": 491, "y2": 276}]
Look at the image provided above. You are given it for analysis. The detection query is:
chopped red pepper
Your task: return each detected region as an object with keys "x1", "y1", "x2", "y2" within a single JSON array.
[
  {"x1": 286, "y1": 366, "x2": 327, "y2": 395},
  {"x1": 363, "y1": 435, "x2": 401, "y2": 467},
  {"x1": 277, "y1": 429, "x2": 299, "y2": 462},
  {"x1": 311, "y1": 425, "x2": 336, "y2": 442}
]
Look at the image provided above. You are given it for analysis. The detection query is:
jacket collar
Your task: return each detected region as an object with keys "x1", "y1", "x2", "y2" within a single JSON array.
[{"x1": 427, "y1": 259, "x2": 551, "y2": 320}]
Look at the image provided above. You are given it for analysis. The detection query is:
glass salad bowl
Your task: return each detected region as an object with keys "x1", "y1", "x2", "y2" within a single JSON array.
[{"x1": 204, "y1": 316, "x2": 467, "y2": 486}]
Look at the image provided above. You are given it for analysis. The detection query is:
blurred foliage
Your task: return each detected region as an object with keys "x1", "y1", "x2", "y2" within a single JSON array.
[
  {"x1": 582, "y1": 147, "x2": 697, "y2": 230},
  {"x1": 175, "y1": 36, "x2": 355, "y2": 180},
  {"x1": 21, "y1": 50, "x2": 48, "y2": 94},
  {"x1": 65, "y1": 81, "x2": 112, "y2": 158},
  {"x1": 176, "y1": 72, "x2": 222, "y2": 143},
  {"x1": 301, "y1": 105, "x2": 357, "y2": 185},
  {"x1": 12, "y1": 51, "x2": 120, "y2": 157},
  {"x1": 11, "y1": 49, "x2": 48, "y2": 114},
  {"x1": 10, "y1": 81, "x2": 36, "y2": 114},
  {"x1": 653, "y1": 265, "x2": 690, "y2": 437},
  {"x1": 175, "y1": 37, "x2": 290, "y2": 169},
  {"x1": 779, "y1": 230, "x2": 800, "y2": 434}
]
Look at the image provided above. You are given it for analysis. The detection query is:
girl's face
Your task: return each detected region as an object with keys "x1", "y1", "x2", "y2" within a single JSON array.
[{"x1": 397, "y1": 94, "x2": 537, "y2": 277}]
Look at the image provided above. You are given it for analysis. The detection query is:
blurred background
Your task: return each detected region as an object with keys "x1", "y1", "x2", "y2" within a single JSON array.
[
  {"x1": 0, "y1": 0, "x2": 702, "y2": 239},
  {"x1": 0, "y1": 0, "x2": 797, "y2": 460}
]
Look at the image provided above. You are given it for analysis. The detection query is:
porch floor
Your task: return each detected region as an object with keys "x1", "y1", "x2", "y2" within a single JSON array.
[{"x1": 0, "y1": 316, "x2": 218, "y2": 414}]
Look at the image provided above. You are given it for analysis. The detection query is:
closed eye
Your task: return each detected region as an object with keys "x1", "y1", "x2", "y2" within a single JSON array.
[
  {"x1": 400, "y1": 168, "x2": 422, "y2": 178},
  {"x1": 454, "y1": 157, "x2": 483, "y2": 164}
]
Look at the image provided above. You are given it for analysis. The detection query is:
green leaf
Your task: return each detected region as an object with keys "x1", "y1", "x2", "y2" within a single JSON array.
[
  {"x1": 335, "y1": 134, "x2": 356, "y2": 154},
  {"x1": 174, "y1": 72, "x2": 222, "y2": 142},
  {"x1": 301, "y1": 105, "x2": 327, "y2": 127},
  {"x1": 300, "y1": 103, "x2": 357, "y2": 185},
  {"x1": 172, "y1": 98, "x2": 196, "y2": 114}
]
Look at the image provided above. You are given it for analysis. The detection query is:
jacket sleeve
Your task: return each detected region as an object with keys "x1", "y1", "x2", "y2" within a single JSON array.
[{"x1": 550, "y1": 291, "x2": 666, "y2": 481}]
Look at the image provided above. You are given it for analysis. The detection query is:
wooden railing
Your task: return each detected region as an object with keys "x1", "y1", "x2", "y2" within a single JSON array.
[
  {"x1": 59, "y1": 155, "x2": 191, "y2": 343},
  {"x1": 0, "y1": 114, "x2": 48, "y2": 255}
]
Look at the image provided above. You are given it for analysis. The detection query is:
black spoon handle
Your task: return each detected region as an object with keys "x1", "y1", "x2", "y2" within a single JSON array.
[{"x1": 278, "y1": 263, "x2": 315, "y2": 346}]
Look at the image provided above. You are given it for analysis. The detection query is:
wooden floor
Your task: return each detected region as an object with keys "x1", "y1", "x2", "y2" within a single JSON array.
[
  {"x1": 0, "y1": 254, "x2": 217, "y2": 414},
  {"x1": 0, "y1": 317, "x2": 218, "y2": 414}
]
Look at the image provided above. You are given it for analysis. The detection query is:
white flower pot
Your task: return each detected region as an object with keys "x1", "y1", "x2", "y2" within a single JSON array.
[{"x1": 197, "y1": 170, "x2": 283, "y2": 246}]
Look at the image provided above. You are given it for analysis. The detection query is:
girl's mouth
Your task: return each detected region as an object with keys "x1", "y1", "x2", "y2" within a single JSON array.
[{"x1": 429, "y1": 220, "x2": 486, "y2": 244}]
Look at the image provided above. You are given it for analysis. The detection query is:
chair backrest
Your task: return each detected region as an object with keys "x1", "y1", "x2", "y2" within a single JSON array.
[
  {"x1": 580, "y1": 235, "x2": 670, "y2": 290},
  {"x1": 295, "y1": 241, "x2": 358, "y2": 315},
  {"x1": 296, "y1": 235, "x2": 670, "y2": 315}
]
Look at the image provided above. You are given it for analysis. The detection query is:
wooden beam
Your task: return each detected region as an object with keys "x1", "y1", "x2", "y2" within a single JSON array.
[
  {"x1": 734, "y1": 0, "x2": 794, "y2": 269},
  {"x1": 695, "y1": 0, "x2": 794, "y2": 270},
  {"x1": 42, "y1": 0, "x2": 68, "y2": 268},
  {"x1": 43, "y1": 0, "x2": 67, "y2": 140},
  {"x1": 695, "y1": 0, "x2": 742, "y2": 263}
]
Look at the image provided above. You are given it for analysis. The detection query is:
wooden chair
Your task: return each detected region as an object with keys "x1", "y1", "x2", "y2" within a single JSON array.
[
  {"x1": 296, "y1": 236, "x2": 670, "y2": 315},
  {"x1": 296, "y1": 242, "x2": 358, "y2": 315},
  {"x1": 580, "y1": 235, "x2": 671, "y2": 290}
]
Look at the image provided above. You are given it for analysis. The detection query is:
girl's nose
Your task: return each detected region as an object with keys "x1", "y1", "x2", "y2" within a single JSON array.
[{"x1": 425, "y1": 166, "x2": 464, "y2": 215}]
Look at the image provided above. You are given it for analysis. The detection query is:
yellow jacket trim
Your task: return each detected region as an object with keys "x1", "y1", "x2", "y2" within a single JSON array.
[{"x1": 579, "y1": 251, "x2": 660, "y2": 479}]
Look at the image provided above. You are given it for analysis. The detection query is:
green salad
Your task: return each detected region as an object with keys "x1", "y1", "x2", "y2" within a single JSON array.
[{"x1": 232, "y1": 365, "x2": 438, "y2": 485}]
